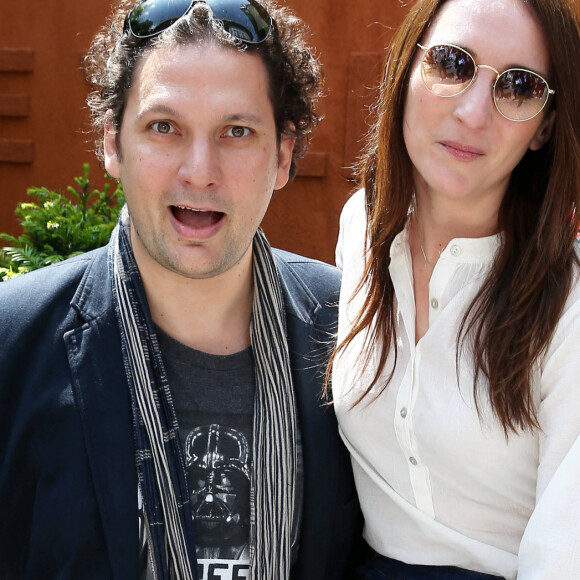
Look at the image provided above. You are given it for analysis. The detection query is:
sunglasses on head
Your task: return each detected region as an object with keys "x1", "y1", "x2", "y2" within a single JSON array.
[
  {"x1": 417, "y1": 43, "x2": 555, "y2": 122},
  {"x1": 125, "y1": 0, "x2": 272, "y2": 44}
]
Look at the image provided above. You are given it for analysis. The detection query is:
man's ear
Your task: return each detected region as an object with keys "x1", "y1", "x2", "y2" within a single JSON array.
[
  {"x1": 274, "y1": 124, "x2": 296, "y2": 191},
  {"x1": 103, "y1": 111, "x2": 121, "y2": 178},
  {"x1": 529, "y1": 109, "x2": 556, "y2": 151}
]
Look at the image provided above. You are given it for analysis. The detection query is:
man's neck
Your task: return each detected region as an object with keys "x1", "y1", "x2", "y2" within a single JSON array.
[{"x1": 136, "y1": 249, "x2": 254, "y2": 356}]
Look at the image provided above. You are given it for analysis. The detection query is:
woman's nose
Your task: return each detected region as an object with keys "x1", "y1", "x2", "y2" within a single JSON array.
[{"x1": 452, "y1": 67, "x2": 498, "y2": 128}]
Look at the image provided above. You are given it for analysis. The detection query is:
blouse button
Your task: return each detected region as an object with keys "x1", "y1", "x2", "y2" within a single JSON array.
[
  {"x1": 430, "y1": 298, "x2": 439, "y2": 309},
  {"x1": 409, "y1": 457, "x2": 418, "y2": 466},
  {"x1": 450, "y1": 245, "x2": 462, "y2": 257},
  {"x1": 400, "y1": 407, "x2": 408, "y2": 418}
]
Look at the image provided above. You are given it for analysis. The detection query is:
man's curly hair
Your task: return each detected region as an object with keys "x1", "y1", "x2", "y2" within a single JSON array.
[{"x1": 84, "y1": 0, "x2": 322, "y2": 180}]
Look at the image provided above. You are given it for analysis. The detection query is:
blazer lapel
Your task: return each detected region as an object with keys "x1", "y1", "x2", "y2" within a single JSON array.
[{"x1": 65, "y1": 251, "x2": 139, "y2": 580}]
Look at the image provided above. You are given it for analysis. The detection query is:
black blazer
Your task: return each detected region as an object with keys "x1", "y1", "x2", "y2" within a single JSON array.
[{"x1": 0, "y1": 246, "x2": 362, "y2": 579}]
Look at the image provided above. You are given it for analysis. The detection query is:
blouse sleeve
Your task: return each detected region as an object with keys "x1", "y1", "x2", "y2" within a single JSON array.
[{"x1": 517, "y1": 276, "x2": 580, "y2": 578}]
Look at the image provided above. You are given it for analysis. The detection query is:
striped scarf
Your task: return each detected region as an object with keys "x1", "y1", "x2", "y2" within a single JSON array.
[{"x1": 109, "y1": 209, "x2": 297, "y2": 579}]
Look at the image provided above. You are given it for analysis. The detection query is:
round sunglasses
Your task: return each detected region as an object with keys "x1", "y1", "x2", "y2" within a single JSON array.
[
  {"x1": 125, "y1": 0, "x2": 272, "y2": 44},
  {"x1": 417, "y1": 43, "x2": 555, "y2": 122}
]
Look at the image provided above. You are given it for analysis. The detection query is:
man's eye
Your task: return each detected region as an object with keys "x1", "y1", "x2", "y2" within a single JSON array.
[
  {"x1": 151, "y1": 121, "x2": 175, "y2": 134},
  {"x1": 225, "y1": 126, "x2": 251, "y2": 138}
]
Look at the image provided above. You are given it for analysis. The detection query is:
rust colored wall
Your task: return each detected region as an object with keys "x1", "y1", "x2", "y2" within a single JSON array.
[
  {"x1": 0, "y1": 0, "x2": 409, "y2": 264},
  {"x1": 263, "y1": 0, "x2": 408, "y2": 263}
]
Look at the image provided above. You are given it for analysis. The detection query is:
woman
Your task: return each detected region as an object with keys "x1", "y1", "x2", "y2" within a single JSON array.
[{"x1": 332, "y1": 0, "x2": 580, "y2": 578}]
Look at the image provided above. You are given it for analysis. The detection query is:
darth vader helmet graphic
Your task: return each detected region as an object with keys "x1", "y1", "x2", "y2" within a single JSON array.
[{"x1": 185, "y1": 424, "x2": 251, "y2": 547}]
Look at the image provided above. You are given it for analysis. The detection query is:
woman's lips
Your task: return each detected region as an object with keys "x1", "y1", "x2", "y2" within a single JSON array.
[
  {"x1": 169, "y1": 205, "x2": 225, "y2": 239},
  {"x1": 439, "y1": 141, "x2": 485, "y2": 161}
]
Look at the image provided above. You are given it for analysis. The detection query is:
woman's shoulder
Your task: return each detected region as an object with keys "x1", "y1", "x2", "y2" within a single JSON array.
[
  {"x1": 340, "y1": 189, "x2": 366, "y2": 223},
  {"x1": 336, "y1": 190, "x2": 367, "y2": 270}
]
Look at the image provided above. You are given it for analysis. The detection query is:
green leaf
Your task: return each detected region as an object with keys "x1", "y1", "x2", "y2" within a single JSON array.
[{"x1": 0, "y1": 165, "x2": 125, "y2": 277}]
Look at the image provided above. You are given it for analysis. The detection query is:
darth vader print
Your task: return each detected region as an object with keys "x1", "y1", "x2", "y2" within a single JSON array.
[{"x1": 185, "y1": 423, "x2": 252, "y2": 561}]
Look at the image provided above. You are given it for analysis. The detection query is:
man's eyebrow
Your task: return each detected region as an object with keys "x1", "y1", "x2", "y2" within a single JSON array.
[
  {"x1": 136, "y1": 103, "x2": 183, "y2": 121},
  {"x1": 222, "y1": 113, "x2": 265, "y2": 125}
]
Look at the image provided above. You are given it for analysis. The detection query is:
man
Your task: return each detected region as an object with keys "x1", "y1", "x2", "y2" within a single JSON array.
[{"x1": 0, "y1": 1, "x2": 361, "y2": 579}]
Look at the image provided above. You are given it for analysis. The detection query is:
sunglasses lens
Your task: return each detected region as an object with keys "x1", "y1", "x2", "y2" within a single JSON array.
[
  {"x1": 421, "y1": 45, "x2": 476, "y2": 96},
  {"x1": 127, "y1": 0, "x2": 271, "y2": 42},
  {"x1": 494, "y1": 69, "x2": 549, "y2": 121},
  {"x1": 128, "y1": 0, "x2": 193, "y2": 37},
  {"x1": 208, "y1": 0, "x2": 271, "y2": 43}
]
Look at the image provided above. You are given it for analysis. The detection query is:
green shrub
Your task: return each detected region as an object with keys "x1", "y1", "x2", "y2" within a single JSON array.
[{"x1": 0, "y1": 164, "x2": 124, "y2": 280}]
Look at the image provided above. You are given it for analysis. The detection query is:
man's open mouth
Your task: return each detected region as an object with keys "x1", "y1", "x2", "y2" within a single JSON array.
[{"x1": 170, "y1": 205, "x2": 224, "y2": 228}]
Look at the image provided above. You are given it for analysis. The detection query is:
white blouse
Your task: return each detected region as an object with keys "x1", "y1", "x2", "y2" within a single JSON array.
[{"x1": 333, "y1": 189, "x2": 580, "y2": 579}]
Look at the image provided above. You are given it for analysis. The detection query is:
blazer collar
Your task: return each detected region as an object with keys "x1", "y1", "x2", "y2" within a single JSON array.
[
  {"x1": 274, "y1": 250, "x2": 321, "y2": 326},
  {"x1": 69, "y1": 247, "x2": 115, "y2": 322}
]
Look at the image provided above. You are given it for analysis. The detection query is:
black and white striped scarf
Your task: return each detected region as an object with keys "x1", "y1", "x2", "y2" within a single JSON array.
[{"x1": 109, "y1": 209, "x2": 297, "y2": 579}]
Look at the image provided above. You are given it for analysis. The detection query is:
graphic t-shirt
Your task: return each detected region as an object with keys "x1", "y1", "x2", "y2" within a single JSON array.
[
  {"x1": 158, "y1": 328, "x2": 255, "y2": 580},
  {"x1": 139, "y1": 327, "x2": 303, "y2": 580}
]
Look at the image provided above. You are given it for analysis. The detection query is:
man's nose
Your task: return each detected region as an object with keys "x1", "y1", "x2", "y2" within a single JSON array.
[{"x1": 177, "y1": 137, "x2": 221, "y2": 189}]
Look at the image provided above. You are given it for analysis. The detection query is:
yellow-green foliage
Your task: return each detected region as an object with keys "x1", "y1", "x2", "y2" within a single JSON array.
[{"x1": 0, "y1": 164, "x2": 124, "y2": 280}]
